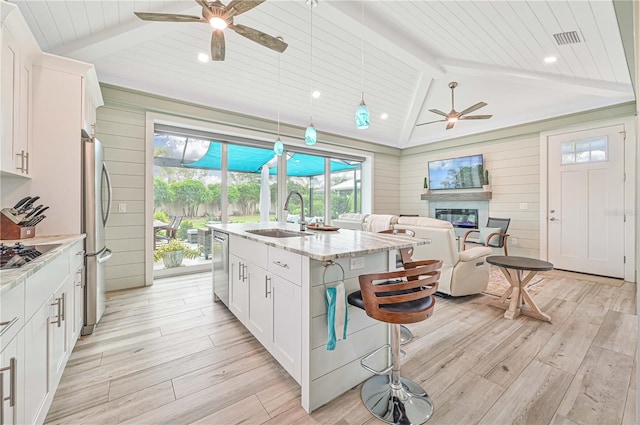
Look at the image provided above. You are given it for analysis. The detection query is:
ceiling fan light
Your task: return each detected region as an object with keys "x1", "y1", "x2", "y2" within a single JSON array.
[
  {"x1": 448, "y1": 117, "x2": 458, "y2": 123},
  {"x1": 273, "y1": 138, "x2": 284, "y2": 156},
  {"x1": 209, "y1": 17, "x2": 227, "y2": 30},
  {"x1": 305, "y1": 124, "x2": 317, "y2": 146},
  {"x1": 355, "y1": 101, "x2": 370, "y2": 129}
]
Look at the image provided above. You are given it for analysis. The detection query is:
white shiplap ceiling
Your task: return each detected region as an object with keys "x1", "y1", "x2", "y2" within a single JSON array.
[{"x1": 12, "y1": 0, "x2": 635, "y2": 148}]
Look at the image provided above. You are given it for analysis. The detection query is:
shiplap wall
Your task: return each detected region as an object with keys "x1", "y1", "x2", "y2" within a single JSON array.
[
  {"x1": 96, "y1": 104, "x2": 147, "y2": 291},
  {"x1": 400, "y1": 135, "x2": 541, "y2": 257},
  {"x1": 372, "y1": 153, "x2": 401, "y2": 214}
]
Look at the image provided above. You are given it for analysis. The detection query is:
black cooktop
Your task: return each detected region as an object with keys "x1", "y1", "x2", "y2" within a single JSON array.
[{"x1": 0, "y1": 242, "x2": 59, "y2": 270}]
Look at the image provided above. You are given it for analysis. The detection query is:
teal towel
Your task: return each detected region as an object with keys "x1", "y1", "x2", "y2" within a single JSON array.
[{"x1": 325, "y1": 281, "x2": 348, "y2": 350}]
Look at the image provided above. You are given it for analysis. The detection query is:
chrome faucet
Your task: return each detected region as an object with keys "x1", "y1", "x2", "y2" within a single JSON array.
[{"x1": 284, "y1": 190, "x2": 306, "y2": 231}]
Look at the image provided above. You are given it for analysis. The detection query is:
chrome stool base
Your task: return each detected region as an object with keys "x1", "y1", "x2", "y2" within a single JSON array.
[
  {"x1": 361, "y1": 374, "x2": 434, "y2": 425},
  {"x1": 400, "y1": 325, "x2": 413, "y2": 344}
]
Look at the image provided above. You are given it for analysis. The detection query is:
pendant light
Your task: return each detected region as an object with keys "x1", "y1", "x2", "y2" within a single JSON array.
[
  {"x1": 305, "y1": 0, "x2": 317, "y2": 146},
  {"x1": 273, "y1": 37, "x2": 284, "y2": 156},
  {"x1": 355, "y1": 0, "x2": 370, "y2": 129}
]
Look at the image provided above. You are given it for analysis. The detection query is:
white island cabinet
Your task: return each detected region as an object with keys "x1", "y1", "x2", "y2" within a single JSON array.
[{"x1": 210, "y1": 223, "x2": 428, "y2": 413}]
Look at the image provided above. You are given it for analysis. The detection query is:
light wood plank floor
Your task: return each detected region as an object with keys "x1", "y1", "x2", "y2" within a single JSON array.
[{"x1": 46, "y1": 270, "x2": 637, "y2": 425}]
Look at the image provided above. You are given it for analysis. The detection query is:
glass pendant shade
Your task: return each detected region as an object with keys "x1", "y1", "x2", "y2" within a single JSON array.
[
  {"x1": 305, "y1": 124, "x2": 317, "y2": 146},
  {"x1": 355, "y1": 100, "x2": 370, "y2": 129},
  {"x1": 273, "y1": 138, "x2": 284, "y2": 156}
]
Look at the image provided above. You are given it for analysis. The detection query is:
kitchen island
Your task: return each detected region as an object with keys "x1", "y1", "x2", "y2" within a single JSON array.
[{"x1": 208, "y1": 222, "x2": 430, "y2": 412}]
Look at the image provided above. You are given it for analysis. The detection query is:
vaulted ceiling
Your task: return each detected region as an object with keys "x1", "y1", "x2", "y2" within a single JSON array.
[{"x1": 13, "y1": 0, "x2": 635, "y2": 149}]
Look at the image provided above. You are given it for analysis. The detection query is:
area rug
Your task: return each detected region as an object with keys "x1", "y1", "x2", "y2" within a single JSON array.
[{"x1": 483, "y1": 266, "x2": 546, "y2": 297}]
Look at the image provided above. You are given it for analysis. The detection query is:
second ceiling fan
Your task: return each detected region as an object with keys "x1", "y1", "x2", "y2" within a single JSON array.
[
  {"x1": 134, "y1": 0, "x2": 287, "y2": 61},
  {"x1": 417, "y1": 81, "x2": 492, "y2": 130}
]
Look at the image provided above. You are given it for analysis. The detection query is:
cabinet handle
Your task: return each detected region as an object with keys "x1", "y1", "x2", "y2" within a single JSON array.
[
  {"x1": 24, "y1": 151, "x2": 29, "y2": 174},
  {"x1": 273, "y1": 261, "x2": 289, "y2": 269},
  {"x1": 265, "y1": 276, "x2": 272, "y2": 298},
  {"x1": 238, "y1": 262, "x2": 244, "y2": 281},
  {"x1": 61, "y1": 292, "x2": 66, "y2": 322},
  {"x1": 76, "y1": 250, "x2": 85, "y2": 256},
  {"x1": 0, "y1": 318, "x2": 18, "y2": 337},
  {"x1": 15, "y1": 150, "x2": 24, "y2": 172},
  {"x1": 0, "y1": 358, "x2": 16, "y2": 408},
  {"x1": 51, "y1": 297, "x2": 62, "y2": 327}
]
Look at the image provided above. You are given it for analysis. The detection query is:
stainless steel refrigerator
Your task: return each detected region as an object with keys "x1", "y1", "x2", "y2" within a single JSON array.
[{"x1": 81, "y1": 129, "x2": 113, "y2": 335}]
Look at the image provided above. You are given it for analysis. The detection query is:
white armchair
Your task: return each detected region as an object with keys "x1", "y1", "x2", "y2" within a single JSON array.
[{"x1": 392, "y1": 216, "x2": 492, "y2": 296}]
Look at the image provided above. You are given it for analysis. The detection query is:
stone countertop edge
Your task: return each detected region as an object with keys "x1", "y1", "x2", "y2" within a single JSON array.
[
  {"x1": 0, "y1": 234, "x2": 86, "y2": 294},
  {"x1": 207, "y1": 223, "x2": 430, "y2": 261}
]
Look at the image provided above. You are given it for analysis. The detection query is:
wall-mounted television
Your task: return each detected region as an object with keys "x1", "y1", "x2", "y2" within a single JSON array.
[{"x1": 428, "y1": 154, "x2": 483, "y2": 190}]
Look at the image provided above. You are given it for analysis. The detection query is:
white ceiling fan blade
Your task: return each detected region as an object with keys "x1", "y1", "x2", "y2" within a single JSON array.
[
  {"x1": 416, "y1": 119, "x2": 447, "y2": 127},
  {"x1": 459, "y1": 115, "x2": 493, "y2": 120},
  {"x1": 459, "y1": 102, "x2": 487, "y2": 116}
]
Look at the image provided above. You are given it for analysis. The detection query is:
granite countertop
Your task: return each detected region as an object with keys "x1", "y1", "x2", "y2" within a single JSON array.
[
  {"x1": 0, "y1": 234, "x2": 86, "y2": 294},
  {"x1": 208, "y1": 223, "x2": 430, "y2": 261}
]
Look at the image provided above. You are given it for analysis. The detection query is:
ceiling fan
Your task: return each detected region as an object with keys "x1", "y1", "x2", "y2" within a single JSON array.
[
  {"x1": 416, "y1": 81, "x2": 492, "y2": 130},
  {"x1": 134, "y1": 0, "x2": 288, "y2": 61}
]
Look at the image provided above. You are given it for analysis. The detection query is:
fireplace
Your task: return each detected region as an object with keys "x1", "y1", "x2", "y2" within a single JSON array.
[{"x1": 435, "y1": 208, "x2": 479, "y2": 229}]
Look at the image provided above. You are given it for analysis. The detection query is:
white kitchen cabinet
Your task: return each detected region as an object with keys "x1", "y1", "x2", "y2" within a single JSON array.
[
  {"x1": 30, "y1": 55, "x2": 102, "y2": 236},
  {"x1": 228, "y1": 253, "x2": 248, "y2": 322},
  {"x1": 0, "y1": 330, "x2": 24, "y2": 425},
  {"x1": 0, "y1": 2, "x2": 39, "y2": 177},
  {"x1": 246, "y1": 263, "x2": 272, "y2": 348},
  {"x1": 69, "y1": 240, "x2": 85, "y2": 344},
  {"x1": 50, "y1": 276, "x2": 72, "y2": 390},
  {"x1": 271, "y1": 274, "x2": 302, "y2": 381},
  {"x1": 23, "y1": 298, "x2": 51, "y2": 425},
  {"x1": 228, "y1": 235, "x2": 302, "y2": 383}
]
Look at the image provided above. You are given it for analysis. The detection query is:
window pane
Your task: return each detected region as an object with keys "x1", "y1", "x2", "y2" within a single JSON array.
[
  {"x1": 576, "y1": 151, "x2": 590, "y2": 162},
  {"x1": 576, "y1": 140, "x2": 590, "y2": 153},
  {"x1": 330, "y1": 162, "x2": 361, "y2": 220},
  {"x1": 286, "y1": 153, "x2": 325, "y2": 224},
  {"x1": 561, "y1": 142, "x2": 575, "y2": 154},
  {"x1": 228, "y1": 145, "x2": 276, "y2": 223},
  {"x1": 561, "y1": 153, "x2": 575, "y2": 164}
]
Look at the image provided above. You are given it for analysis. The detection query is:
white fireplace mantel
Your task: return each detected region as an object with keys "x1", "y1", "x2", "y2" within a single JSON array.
[{"x1": 420, "y1": 191, "x2": 492, "y2": 201}]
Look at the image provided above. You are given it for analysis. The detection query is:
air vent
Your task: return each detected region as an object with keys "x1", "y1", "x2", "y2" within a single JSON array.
[{"x1": 553, "y1": 31, "x2": 582, "y2": 46}]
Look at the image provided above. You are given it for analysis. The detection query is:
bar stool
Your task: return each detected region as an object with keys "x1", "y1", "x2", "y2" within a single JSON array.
[
  {"x1": 378, "y1": 228, "x2": 416, "y2": 344},
  {"x1": 350, "y1": 260, "x2": 442, "y2": 424}
]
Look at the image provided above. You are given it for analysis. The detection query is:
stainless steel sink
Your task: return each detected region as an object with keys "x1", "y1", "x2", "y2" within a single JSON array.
[{"x1": 245, "y1": 229, "x2": 313, "y2": 238}]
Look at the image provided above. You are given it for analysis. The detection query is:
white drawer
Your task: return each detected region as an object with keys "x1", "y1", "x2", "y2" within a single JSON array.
[
  {"x1": 267, "y1": 247, "x2": 301, "y2": 285},
  {"x1": 0, "y1": 281, "x2": 25, "y2": 351},
  {"x1": 69, "y1": 239, "x2": 85, "y2": 270},
  {"x1": 25, "y1": 253, "x2": 69, "y2": 321},
  {"x1": 230, "y1": 236, "x2": 267, "y2": 269}
]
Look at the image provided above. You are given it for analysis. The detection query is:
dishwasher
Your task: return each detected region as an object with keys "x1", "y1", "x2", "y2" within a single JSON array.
[{"x1": 212, "y1": 230, "x2": 229, "y2": 307}]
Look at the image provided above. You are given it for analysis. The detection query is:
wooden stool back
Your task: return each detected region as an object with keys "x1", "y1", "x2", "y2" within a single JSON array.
[
  {"x1": 358, "y1": 259, "x2": 442, "y2": 325},
  {"x1": 378, "y1": 229, "x2": 416, "y2": 265}
]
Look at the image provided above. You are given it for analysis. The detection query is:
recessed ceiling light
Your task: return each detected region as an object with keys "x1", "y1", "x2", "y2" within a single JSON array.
[
  {"x1": 312, "y1": 90, "x2": 321, "y2": 98},
  {"x1": 380, "y1": 113, "x2": 388, "y2": 120},
  {"x1": 544, "y1": 56, "x2": 557, "y2": 64},
  {"x1": 198, "y1": 53, "x2": 209, "y2": 63}
]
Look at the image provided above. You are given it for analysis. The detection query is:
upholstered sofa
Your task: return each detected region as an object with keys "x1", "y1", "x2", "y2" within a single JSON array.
[
  {"x1": 361, "y1": 215, "x2": 492, "y2": 297},
  {"x1": 332, "y1": 213, "x2": 370, "y2": 230}
]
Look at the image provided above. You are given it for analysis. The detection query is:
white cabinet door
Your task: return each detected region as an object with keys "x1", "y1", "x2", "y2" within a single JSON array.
[
  {"x1": 0, "y1": 331, "x2": 24, "y2": 425},
  {"x1": 270, "y1": 275, "x2": 302, "y2": 382},
  {"x1": 16, "y1": 62, "x2": 31, "y2": 175},
  {"x1": 50, "y1": 276, "x2": 71, "y2": 389},
  {"x1": 1, "y1": 28, "x2": 20, "y2": 175},
  {"x1": 246, "y1": 264, "x2": 272, "y2": 348},
  {"x1": 23, "y1": 299, "x2": 51, "y2": 425},
  {"x1": 228, "y1": 254, "x2": 248, "y2": 323}
]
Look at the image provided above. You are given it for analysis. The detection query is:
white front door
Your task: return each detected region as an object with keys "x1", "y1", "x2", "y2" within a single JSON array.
[{"x1": 547, "y1": 125, "x2": 625, "y2": 278}]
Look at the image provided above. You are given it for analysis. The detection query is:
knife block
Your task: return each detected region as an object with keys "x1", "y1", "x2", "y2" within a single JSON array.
[{"x1": 0, "y1": 213, "x2": 35, "y2": 240}]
